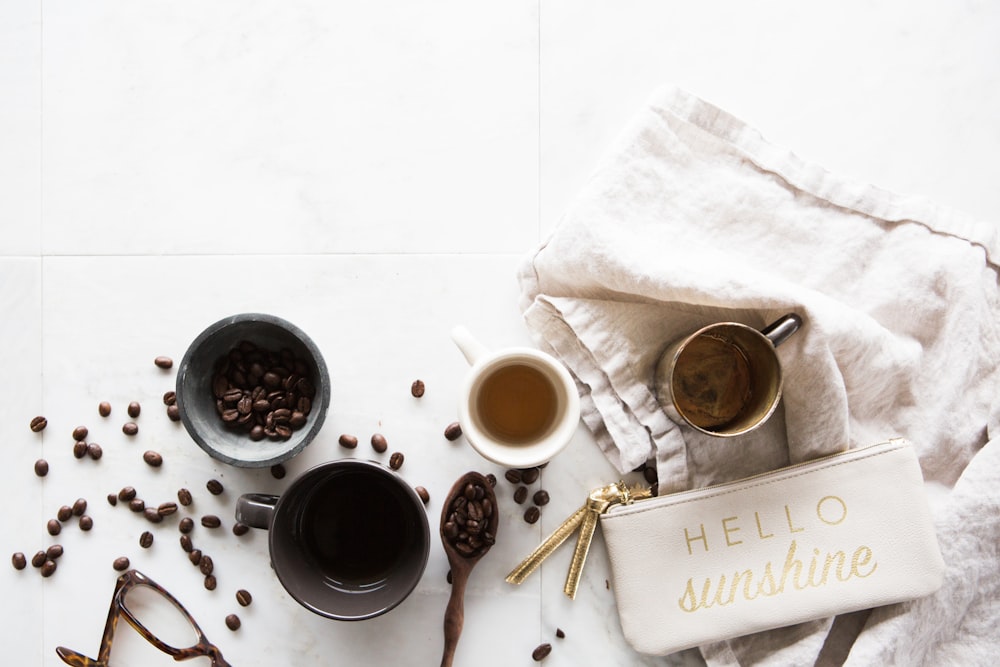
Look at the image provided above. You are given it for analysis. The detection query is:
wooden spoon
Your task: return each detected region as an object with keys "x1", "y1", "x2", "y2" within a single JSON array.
[{"x1": 440, "y1": 471, "x2": 500, "y2": 667}]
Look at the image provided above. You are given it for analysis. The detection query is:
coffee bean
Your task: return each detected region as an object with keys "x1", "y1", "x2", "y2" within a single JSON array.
[
  {"x1": 180, "y1": 535, "x2": 193, "y2": 552},
  {"x1": 41, "y1": 560, "x2": 57, "y2": 577},
  {"x1": 119, "y1": 486, "x2": 137, "y2": 502},
  {"x1": 444, "y1": 421, "x2": 462, "y2": 441},
  {"x1": 415, "y1": 486, "x2": 430, "y2": 504},
  {"x1": 389, "y1": 451, "x2": 404, "y2": 470},
  {"x1": 232, "y1": 522, "x2": 249, "y2": 536},
  {"x1": 201, "y1": 515, "x2": 221, "y2": 529},
  {"x1": 99, "y1": 401, "x2": 112, "y2": 417},
  {"x1": 129, "y1": 499, "x2": 145, "y2": 513},
  {"x1": 11, "y1": 552, "x2": 27, "y2": 570},
  {"x1": 79, "y1": 515, "x2": 93, "y2": 531},
  {"x1": 162, "y1": 390, "x2": 177, "y2": 406},
  {"x1": 410, "y1": 379, "x2": 425, "y2": 397},
  {"x1": 31, "y1": 551, "x2": 47, "y2": 568},
  {"x1": 199, "y1": 554, "x2": 214, "y2": 575},
  {"x1": 57, "y1": 506, "x2": 73, "y2": 522},
  {"x1": 179, "y1": 517, "x2": 194, "y2": 534},
  {"x1": 166, "y1": 404, "x2": 181, "y2": 422},
  {"x1": 485, "y1": 473, "x2": 497, "y2": 487},
  {"x1": 532, "y1": 642, "x2": 552, "y2": 661},
  {"x1": 236, "y1": 589, "x2": 252, "y2": 607},
  {"x1": 188, "y1": 549, "x2": 202, "y2": 566},
  {"x1": 30, "y1": 416, "x2": 47, "y2": 432},
  {"x1": 34, "y1": 459, "x2": 49, "y2": 477},
  {"x1": 87, "y1": 443, "x2": 103, "y2": 460},
  {"x1": 555, "y1": 628, "x2": 565, "y2": 639},
  {"x1": 643, "y1": 465, "x2": 657, "y2": 485},
  {"x1": 513, "y1": 486, "x2": 528, "y2": 504},
  {"x1": 73, "y1": 441, "x2": 88, "y2": 459},
  {"x1": 225, "y1": 614, "x2": 241, "y2": 631},
  {"x1": 72, "y1": 426, "x2": 88, "y2": 441},
  {"x1": 143, "y1": 451, "x2": 163, "y2": 467},
  {"x1": 113, "y1": 556, "x2": 130, "y2": 571},
  {"x1": 504, "y1": 469, "x2": 522, "y2": 485},
  {"x1": 72, "y1": 498, "x2": 87, "y2": 516},
  {"x1": 338, "y1": 434, "x2": 358, "y2": 449},
  {"x1": 270, "y1": 464, "x2": 286, "y2": 479},
  {"x1": 177, "y1": 488, "x2": 192, "y2": 506},
  {"x1": 45, "y1": 544, "x2": 63, "y2": 560},
  {"x1": 206, "y1": 479, "x2": 224, "y2": 495},
  {"x1": 139, "y1": 531, "x2": 154, "y2": 548},
  {"x1": 155, "y1": 356, "x2": 173, "y2": 369},
  {"x1": 520, "y1": 467, "x2": 540, "y2": 485},
  {"x1": 157, "y1": 502, "x2": 178, "y2": 517},
  {"x1": 204, "y1": 574, "x2": 217, "y2": 591},
  {"x1": 144, "y1": 508, "x2": 163, "y2": 524},
  {"x1": 532, "y1": 490, "x2": 550, "y2": 506},
  {"x1": 122, "y1": 422, "x2": 138, "y2": 436},
  {"x1": 47, "y1": 519, "x2": 61, "y2": 536},
  {"x1": 127, "y1": 401, "x2": 141, "y2": 418},
  {"x1": 524, "y1": 506, "x2": 540, "y2": 524},
  {"x1": 107, "y1": 493, "x2": 118, "y2": 506},
  {"x1": 371, "y1": 433, "x2": 388, "y2": 453}
]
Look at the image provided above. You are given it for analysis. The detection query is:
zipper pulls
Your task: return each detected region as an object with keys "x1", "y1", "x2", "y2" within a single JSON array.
[{"x1": 505, "y1": 481, "x2": 653, "y2": 599}]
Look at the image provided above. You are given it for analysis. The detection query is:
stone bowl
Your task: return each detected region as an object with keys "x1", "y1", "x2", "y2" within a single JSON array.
[{"x1": 176, "y1": 313, "x2": 330, "y2": 468}]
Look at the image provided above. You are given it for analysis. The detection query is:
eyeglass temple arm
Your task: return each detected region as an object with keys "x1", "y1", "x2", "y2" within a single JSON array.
[{"x1": 55, "y1": 646, "x2": 104, "y2": 667}]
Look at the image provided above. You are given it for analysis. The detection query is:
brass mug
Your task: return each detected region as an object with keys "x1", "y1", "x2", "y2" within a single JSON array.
[{"x1": 654, "y1": 314, "x2": 801, "y2": 437}]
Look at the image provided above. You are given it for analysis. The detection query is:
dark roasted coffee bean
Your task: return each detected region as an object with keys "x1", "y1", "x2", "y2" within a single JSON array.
[
  {"x1": 179, "y1": 517, "x2": 194, "y2": 533},
  {"x1": 533, "y1": 490, "x2": 550, "y2": 506},
  {"x1": 444, "y1": 421, "x2": 462, "y2": 441},
  {"x1": 643, "y1": 465, "x2": 657, "y2": 485},
  {"x1": 154, "y1": 356, "x2": 173, "y2": 369},
  {"x1": 236, "y1": 589, "x2": 252, "y2": 607},
  {"x1": 443, "y1": 521, "x2": 459, "y2": 540},
  {"x1": 520, "y1": 467, "x2": 540, "y2": 485},
  {"x1": 532, "y1": 642, "x2": 552, "y2": 661},
  {"x1": 79, "y1": 515, "x2": 93, "y2": 531},
  {"x1": 166, "y1": 404, "x2": 181, "y2": 422},
  {"x1": 232, "y1": 522, "x2": 249, "y2": 536},
  {"x1": 107, "y1": 493, "x2": 118, "y2": 506},
  {"x1": 524, "y1": 506, "x2": 541, "y2": 524},
  {"x1": 57, "y1": 505, "x2": 73, "y2": 522},
  {"x1": 389, "y1": 451, "x2": 404, "y2": 470},
  {"x1": 73, "y1": 441, "x2": 88, "y2": 459},
  {"x1": 72, "y1": 498, "x2": 87, "y2": 516},
  {"x1": 129, "y1": 499, "x2": 145, "y2": 513},
  {"x1": 204, "y1": 574, "x2": 217, "y2": 591},
  {"x1": 485, "y1": 473, "x2": 497, "y2": 487},
  {"x1": 338, "y1": 433, "x2": 358, "y2": 449},
  {"x1": 513, "y1": 486, "x2": 528, "y2": 504},
  {"x1": 143, "y1": 450, "x2": 163, "y2": 467},
  {"x1": 119, "y1": 486, "x2": 137, "y2": 502},
  {"x1": 127, "y1": 401, "x2": 141, "y2": 418},
  {"x1": 122, "y1": 422, "x2": 138, "y2": 436},
  {"x1": 270, "y1": 464, "x2": 286, "y2": 479},
  {"x1": 34, "y1": 459, "x2": 49, "y2": 477},
  {"x1": 180, "y1": 534, "x2": 193, "y2": 552},
  {"x1": 555, "y1": 628, "x2": 565, "y2": 639},
  {"x1": 47, "y1": 519, "x2": 61, "y2": 535},
  {"x1": 11, "y1": 552, "x2": 27, "y2": 570},
  {"x1": 177, "y1": 488, "x2": 192, "y2": 506},
  {"x1": 31, "y1": 551, "x2": 47, "y2": 568},
  {"x1": 199, "y1": 555, "x2": 214, "y2": 575},
  {"x1": 225, "y1": 613, "x2": 241, "y2": 630},
  {"x1": 157, "y1": 502, "x2": 178, "y2": 517},
  {"x1": 139, "y1": 531, "x2": 154, "y2": 548},
  {"x1": 188, "y1": 549, "x2": 202, "y2": 566},
  {"x1": 464, "y1": 483, "x2": 476, "y2": 500},
  {"x1": 162, "y1": 390, "x2": 176, "y2": 406},
  {"x1": 410, "y1": 379, "x2": 425, "y2": 397},
  {"x1": 201, "y1": 515, "x2": 221, "y2": 529},
  {"x1": 99, "y1": 401, "x2": 112, "y2": 417},
  {"x1": 371, "y1": 433, "x2": 388, "y2": 453},
  {"x1": 206, "y1": 479, "x2": 224, "y2": 495},
  {"x1": 72, "y1": 425, "x2": 88, "y2": 441},
  {"x1": 40, "y1": 560, "x2": 57, "y2": 577},
  {"x1": 504, "y1": 469, "x2": 522, "y2": 484},
  {"x1": 112, "y1": 556, "x2": 130, "y2": 571},
  {"x1": 247, "y1": 424, "x2": 264, "y2": 441},
  {"x1": 144, "y1": 508, "x2": 163, "y2": 524},
  {"x1": 415, "y1": 486, "x2": 430, "y2": 504},
  {"x1": 87, "y1": 443, "x2": 103, "y2": 460},
  {"x1": 46, "y1": 545, "x2": 63, "y2": 560},
  {"x1": 30, "y1": 416, "x2": 48, "y2": 432}
]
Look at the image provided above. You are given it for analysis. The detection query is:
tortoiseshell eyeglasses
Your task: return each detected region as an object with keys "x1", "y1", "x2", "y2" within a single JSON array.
[{"x1": 56, "y1": 569, "x2": 231, "y2": 667}]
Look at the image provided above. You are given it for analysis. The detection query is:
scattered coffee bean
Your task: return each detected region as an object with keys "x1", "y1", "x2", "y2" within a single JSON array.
[
  {"x1": 371, "y1": 433, "x2": 388, "y2": 453},
  {"x1": 87, "y1": 443, "x2": 103, "y2": 460},
  {"x1": 180, "y1": 535, "x2": 193, "y2": 552},
  {"x1": 34, "y1": 459, "x2": 49, "y2": 477},
  {"x1": 415, "y1": 486, "x2": 430, "y2": 504},
  {"x1": 338, "y1": 434, "x2": 358, "y2": 449},
  {"x1": 410, "y1": 379, "x2": 425, "y2": 397},
  {"x1": 155, "y1": 356, "x2": 173, "y2": 369},
  {"x1": 533, "y1": 490, "x2": 550, "y2": 506},
  {"x1": 520, "y1": 467, "x2": 540, "y2": 485},
  {"x1": 129, "y1": 499, "x2": 145, "y2": 513},
  {"x1": 30, "y1": 416, "x2": 48, "y2": 432},
  {"x1": 485, "y1": 473, "x2": 497, "y2": 487},
  {"x1": 31, "y1": 551, "x2": 47, "y2": 568},
  {"x1": 139, "y1": 531, "x2": 154, "y2": 548},
  {"x1": 166, "y1": 404, "x2": 181, "y2": 422},
  {"x1": 72, "y1": 498, "x2": 87, "y2": 516},
  {"x1": 225, "y1": 614, "x2": 241, "y2": 631},
  {"x1": 513, "y1": 486, "x2": 528, "y2": 504},
  {"x1": 72, "y1": 426, "x2": 88, "y2": 441},
  {"x1": 127, "y1": 401, "x2": 141, "y2": 418},
  {"x1": 206, "y1": 479, "x2": 224, "y2": 495},
  {"x1": 555, "y1": 628, "x2": 565, "y2": 639},
  {"x1": 47, "y1": 519, "x2": 61, "y2": 536},
  {"x1": 119, "y1": 486, "x2": 137, "y2": 502},
  {"x1": 113, "y1": 556, "x2": 130, "y2": 571},
  {"x1": 99, "y1": 401, "x2": 112, "y2": 417},
  {"x1": 57, "y1": 506, "x2": 73, "y2": 522},
  {"x1": 444, "y1": 421, "x2": 462, "y2": 441},
  {"x1": 41, "y1": 560, "x2": 57, "y2": 577},
  {"x1": 179, "y1": 517, "x2": 194, "y2": 534},
  {"x1": 143, "y1": 450, "x2": 163, "y2": 467},
  {"x1": 177, "y1": 488, "x2": 193, "y2": 506},
  {"x1": 11, "y1": 552, "x2": 27, "y2": 570},
  {"x1": 157, "y1": 502, "x2": 178, "y2": 517},
  {"x1": 144, "y1": 508, "x2": 163, "y2": 524},
  {"x1": 45, "y1": 545, "x2": 63, "y2": 560},
  {"x1": 201, "y1": 515, "x2": 221, "y2": 529},
  {"x1": 204, "y1": 574, "x2": 217, "y2": 591},
  {"x1": 107, "y1": 493, "x2": 118, "y2": 506},
  {"x1": 188, "y1": 549, "x2": 202, "y2": 566},
  {"x1": 504, "y1": 469, "x2": 522, "y2": 485},
  {"x1": 79, "y1": 515, "x2": 93, "y2": 531},
  {"x1": 122, "y1": 422, "x2": 138, "y2": 436},
  {"x1": 199, "y1": 555, "x2": 214, "y2": 575},
  {"x1": 389, "y1": 451, "x2": 404, "y2": 470},
  {"x1": 236, "y1": 589, "x2": 253, "y2": 607},
  {"x1": 163, "y1": 390, "x2": 176, "y2": 406},
  {"x1": 532, "y1": 642, "x2": 552, "y2": 661},
  {"x1": 232, "y1": 522, "x2": 249, "y2": 536},
  {"x1": 270, "y1": 463, "x2": 286, "y2": 479},
  {"x1": 524, "y1": 506, "x2": 541, "y2": 524},
  {"x1": 72, "y1": 441, "x2": 88, "y2": 459},
  {"x1": 643, "y1": 465, "x2": 657, "y2": 485}
]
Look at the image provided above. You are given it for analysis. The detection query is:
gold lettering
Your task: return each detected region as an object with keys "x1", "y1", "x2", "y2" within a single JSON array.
[
  {"x1": 758, "y1": 562, "x2": 778, "y2": 597},
  {"x1": 817, "y1": 496, "x2": 847, "y2": 525},
  {"x1": 807, "y1": 548, "x2": 824, "y2": 587},
  {"x1": 732, "y1": 569, "x2": 757, "y2": 602},
  {"x1": 710, "y1": 574, "x2": 732, "y2": 607},
  {"x1": 697, "y1": 577, "x2": 713, "y2": 609},
  {"x1": 779, "y1": 540, "x2": 808, "y2": 591},
  {"x1": 684, "y1": 524, "x2": 709, "y2": 555},
  {"x1": 785, "y1": 505, "x2": 804, "y2": 533},
  {"x1": 851, "y1": 546, "x2": 878, "y2": 578},
  {"x1": 722, "y1": 516, "x2": 743, "y2": 547},
  {"x1": 754, "y1": 511, "x2": 774, "y2": 540},
  {"x1": 822, "y1": 551, "x2": 845, "y2": 586},
  {"x1": 678, "y1": 579, "x2": 699, "y2": 612}
]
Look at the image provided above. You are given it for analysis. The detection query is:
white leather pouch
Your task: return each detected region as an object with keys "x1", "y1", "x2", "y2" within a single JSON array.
[{"x1": 599, "y1": 439, "x2": 944, "y2": 656}]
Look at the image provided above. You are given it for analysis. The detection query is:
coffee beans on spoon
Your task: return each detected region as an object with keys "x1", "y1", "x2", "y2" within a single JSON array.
[{"x1": 443, "y1": 480, "x2": 495, "y2": 557}]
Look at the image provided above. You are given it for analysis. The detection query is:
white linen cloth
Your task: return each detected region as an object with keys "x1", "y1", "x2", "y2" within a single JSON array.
[{"x1": 518, "y1": 85, "x2": 1000, "y2": 665}]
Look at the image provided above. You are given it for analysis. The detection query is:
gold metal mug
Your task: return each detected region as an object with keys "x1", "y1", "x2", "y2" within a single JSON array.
[{"x1": 654, "y1": 314, "x2": 801, "y2": 437}]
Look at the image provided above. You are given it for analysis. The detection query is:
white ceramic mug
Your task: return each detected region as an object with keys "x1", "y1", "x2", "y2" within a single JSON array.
[{"x1": 452, "y1": 326, "x2": 580, "y2": 468}]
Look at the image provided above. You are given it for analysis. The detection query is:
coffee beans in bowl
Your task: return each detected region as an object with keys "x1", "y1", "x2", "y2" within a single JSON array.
[{"x1": 176, "y1": 314, "x2": 330, "y2": 468}]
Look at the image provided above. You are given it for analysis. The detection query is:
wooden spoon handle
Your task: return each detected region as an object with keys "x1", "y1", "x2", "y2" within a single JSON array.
[{"x1": 440, "y1": 572, "x2": 469, "y2": 667}]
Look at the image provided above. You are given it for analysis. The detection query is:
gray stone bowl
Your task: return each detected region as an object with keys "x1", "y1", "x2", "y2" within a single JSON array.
[{"x1": 176, "y1": 313, "x2": 331, "y2": 468}]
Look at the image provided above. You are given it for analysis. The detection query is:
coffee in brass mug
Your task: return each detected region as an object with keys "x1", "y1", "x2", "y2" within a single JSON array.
[{"x1": 654, "y1": 313, "x2": 801, "y2": 436}]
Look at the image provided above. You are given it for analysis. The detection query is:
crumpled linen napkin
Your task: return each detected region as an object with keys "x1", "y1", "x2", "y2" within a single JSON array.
[{"x1": 518, "y1": 85, "x2": 1000, "y2": 665}]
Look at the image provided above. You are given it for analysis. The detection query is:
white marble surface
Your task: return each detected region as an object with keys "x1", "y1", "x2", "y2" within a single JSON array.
[{"x1": 1, "y1": 2, "x2": 998, "y2": 666}]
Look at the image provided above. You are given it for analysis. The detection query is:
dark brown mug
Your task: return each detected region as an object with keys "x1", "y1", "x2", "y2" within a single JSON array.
[{"x1": 236, "y1": 459, "x2": 430, "y2": 620}]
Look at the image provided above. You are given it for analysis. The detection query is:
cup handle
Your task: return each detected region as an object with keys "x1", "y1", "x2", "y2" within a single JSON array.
[
  {"x1": 760, "y1": 313, "x2": 802, "y2": 348},
  {"x1": 451, "y1": 326, "x2": 490, "y2": 366},
  {"x1": 235, "y1": 493, "x2": 279, "y2": 530}
]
